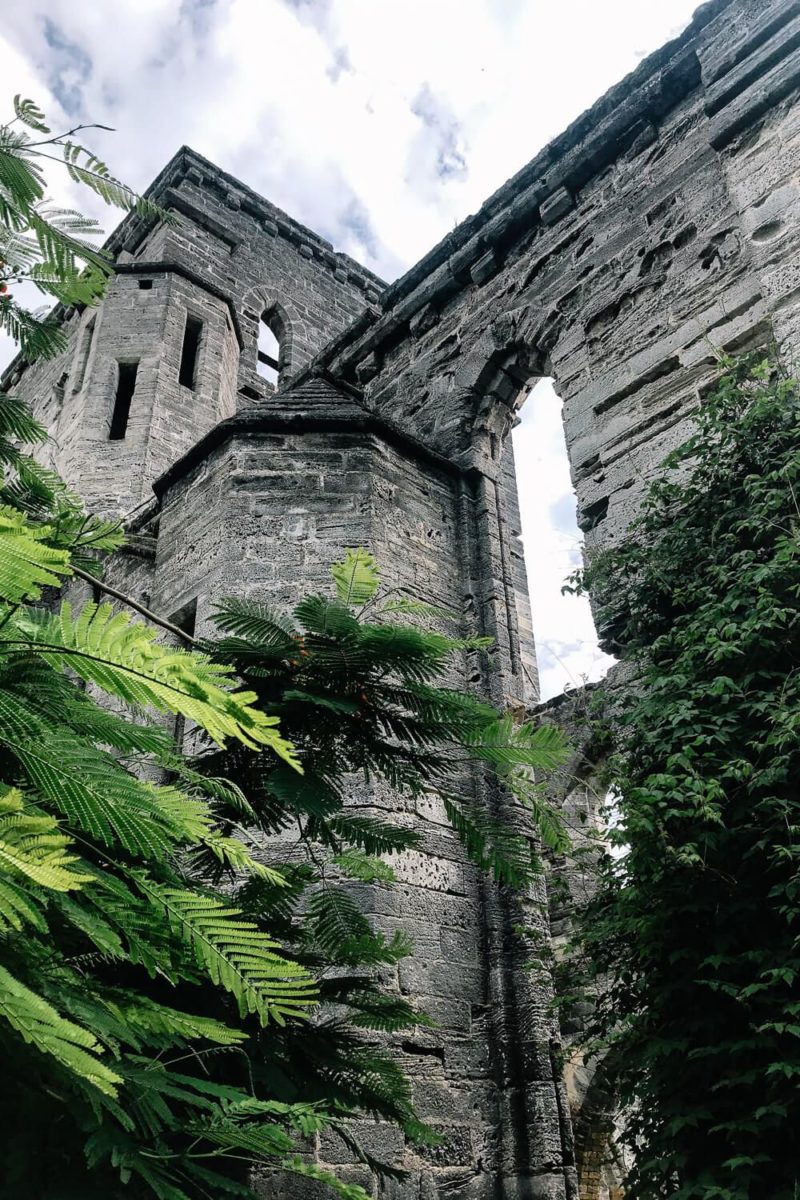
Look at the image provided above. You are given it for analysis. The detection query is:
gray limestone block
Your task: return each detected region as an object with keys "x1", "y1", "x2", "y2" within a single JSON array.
[{"x1": 16, "y1": 8, "x2": 800, "y2": 1197}]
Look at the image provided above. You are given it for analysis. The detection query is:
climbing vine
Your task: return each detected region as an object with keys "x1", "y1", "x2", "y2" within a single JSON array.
[{"x1": 569, "y1": 355, "x2": 800, "y2": 1198}]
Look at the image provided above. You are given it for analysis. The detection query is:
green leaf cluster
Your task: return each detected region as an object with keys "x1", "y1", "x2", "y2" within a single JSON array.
[
  {"x1": 0, "y1": 449, "x2": 567, "y2": 1198},
  {"x1": 0, "y1": 96, "x2": 165, "y2": 361},
  {"x1": 572, "y1": 356, "x2": 800, "y2": 1198},
  {"x1": 0, "y1": 502, "x2": 334, "y2": 1196}
]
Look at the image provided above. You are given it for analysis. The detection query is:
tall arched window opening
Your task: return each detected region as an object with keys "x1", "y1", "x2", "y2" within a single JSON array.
[
  {"x1": 512, "y1": 377, "x2": 615, "y2": 700},
  {"x1": 257, "y1": 314, "x2": 281, "y2": 386}
]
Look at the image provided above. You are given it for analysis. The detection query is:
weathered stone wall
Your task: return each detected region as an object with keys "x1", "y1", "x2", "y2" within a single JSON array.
[
  {"x1": 303, "y1": 0, "x2": 800, "y2": 635},
  {"x1": 3, "y1": 147, "x2": 382, "y2": 515},
  {"x1": 147, "y1": 382, "x2": 569, "y2": 1199},
  {"x1": 7, "y1": 2, "x2": 800, "y2": 1196}
]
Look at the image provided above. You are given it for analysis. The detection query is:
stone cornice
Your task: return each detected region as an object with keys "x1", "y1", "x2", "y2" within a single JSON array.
[{"x1": 152, "y1": 386, "x2": 496, "y2": 501}]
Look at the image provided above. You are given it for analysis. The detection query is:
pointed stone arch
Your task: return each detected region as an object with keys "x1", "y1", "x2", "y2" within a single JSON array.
[{"x1": 239, "y1": 289, "x2": 298, "y2": 397}]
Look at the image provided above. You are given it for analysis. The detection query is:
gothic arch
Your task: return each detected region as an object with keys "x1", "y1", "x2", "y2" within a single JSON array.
[
  {"x1": 570, "y1": 1051, "x2": 626, "y2": 1200},
  {"x1": 453, "y1": 312, "x2": 565, "y2": 455},
  {"x1": 239, "y1": 290, "x2": 298, "y2": 393}
]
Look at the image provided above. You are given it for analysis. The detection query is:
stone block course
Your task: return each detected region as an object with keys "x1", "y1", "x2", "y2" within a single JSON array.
[{"x1": 8, "y1": 4, "x2": 799, "y2": 1195}]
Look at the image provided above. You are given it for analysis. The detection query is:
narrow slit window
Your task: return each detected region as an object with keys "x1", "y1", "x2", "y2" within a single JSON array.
[
  {"x1": 72, "y1": 315, "x2": 96, "y2": 393},
  {"x1": 257, "y1": 315, "x2": 281, "y2": 385},
  {"x1": 179, "y1": 315, "x2": 203, "y2": 389},
  {"x1": 110, "y1": 361, "x2": 138, "y2": 440}
]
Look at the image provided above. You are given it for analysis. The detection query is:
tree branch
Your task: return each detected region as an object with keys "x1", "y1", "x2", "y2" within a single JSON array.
[{"x1": 71, "y1": 564, "x2": 197, "y2": 646}]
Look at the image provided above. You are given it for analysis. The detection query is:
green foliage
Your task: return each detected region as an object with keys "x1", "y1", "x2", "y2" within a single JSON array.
[
  {"x1": 16, "y1": 598, "x2": 299, "y2": 758},
  {"x1": 0, "y1": 97, "x2": 165, "y2": 361},
  {"x1": 0, "y1": 503, "x2": 70, "y2": 600},
  {"x1": 0, "y1": 122, "x2": 345, "y2": 1199},
  {"x1": 0, "y1": 455, "x2": 566, "y2": 1193},
  {"x1": 0, "y1": 500, "x2": 330, "y2": 1195},
  {"x1": 331, "y1": 546, "x2": 380, "y2": 606},
  {"x1": 0, "y1": 962, "x2": 123, "y2": 1096},
  {"x1": 144, "y1": 884, "x2": 317, "y2": 1024},
  {"x1": 206, "y1": 564, "x2": 567, "y2": 876},
  {"x1": 571, "y1": 356, "x2": 800, "y2": 1198}
]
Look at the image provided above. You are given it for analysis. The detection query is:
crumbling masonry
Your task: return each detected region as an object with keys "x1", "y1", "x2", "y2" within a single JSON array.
[{"x1": 7, "y1": 1, "x2": 800, "y2": 1195}]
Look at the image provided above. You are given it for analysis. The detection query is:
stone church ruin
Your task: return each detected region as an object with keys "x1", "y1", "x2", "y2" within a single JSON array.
[{"x1": 5, "y1": 0, "x2": 800, "y2": 1194}]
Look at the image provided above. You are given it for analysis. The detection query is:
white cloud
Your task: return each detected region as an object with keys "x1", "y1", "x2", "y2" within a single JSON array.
[
  {"x1": 513, "y1": 380, "x2": 616, "y2": 700},
  {"x1": 0, "y1": 0, "x2": 698, "y2": 696},
  {"x1": 0, "y1": 0, "x2": 700, "y2": 272}
]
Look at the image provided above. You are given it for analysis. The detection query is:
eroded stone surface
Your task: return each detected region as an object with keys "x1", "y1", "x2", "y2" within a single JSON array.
[{"x1": 6, "y1": 3, "x2": 800, "y2": 1195}]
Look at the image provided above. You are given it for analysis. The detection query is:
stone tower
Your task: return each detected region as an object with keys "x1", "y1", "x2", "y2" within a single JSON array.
[{"x1": 6, "y1": 1, "x2": 800, "y2": 1195}]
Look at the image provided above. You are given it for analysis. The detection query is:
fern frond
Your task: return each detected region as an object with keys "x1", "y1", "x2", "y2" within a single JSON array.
[
  {"x1": 512, "y1": 774, "x2": 572, "y2": 856},
  {"x1": 83, "y1": 1125, "x2": 195, "y2": 1200},
  {"x1": 378, "y1": 596, "x2": 450, "y2": 618},
  {"x1": 225, "y1": 1096, "x2": 332, "y2": 1134},
  {"x1": 0, "y1": 964, "x2": 121, "y2": 1095},
  {"x1": 0, "y1": 505, "x2": 71, "y2": 602},
  {"x1": 0, "y1": 128, "x2": 43, "y2": 208},
  {"x1": 29, "y1": 259, "x2": 109, "y2": 306},
  {"x1": 54, "y1": 892, "x2": 125, "y2": 957},
  {"x1": 28, "y1": 207, "x2": 109, "y2": 277},
  {"x1": 465, "y1": 715, "x2": 567, "y2": 774},
  {"x1": 443, "y1": 794, "x2": 538, "y2": 887},
  {"x1": 461, "y1": 718, "x2": 569, "y2": 852},
  {"x1": 62, "y1": 153, "x2": 165, "y2": 221},
  {"x1": 331, "y1": 548, "x2": 379, "y2": 607},
  {"x1": 0, "y1": 874, "x2": 45, "y2": 930},
  {"x1": 110, "y1": 996, "x2": 247, "y2": 1047},
  {"x1": 0, "y1": 299, "x2": 67, "y2": 360},
  {"x1": 12, "y1": 96, "x2": 49, "y2": 133},
  {"x1": 163, "y1": 758, "x2": 258, "y2": 822},
  {"x1": 358, "y1": 623, "x2": 492, "y2": 681},
  {"x1": 308, "y1": 888, "x2": 412, "y2": 966},
  {"x1": 0, "y1": 392, "x2": 47, "y2": 443},
  {"x1": 320, "y1": 980, "x2": 433, "y2": 1032},
  {"x1": 14, "y1": 600, "x2": 300, "y2": 759},
  {"x1": 140, "y1": 881, "x2": 318, "y2": 1025},
  {"x1": 235, "y1": 863, "x2": 315, "y2": 927},
  {"x1": 0, "y1": 454, "x2": 71, "y2": 519},
  {"x1": 0, "y1": 694, "x2": 188, "y2": 856},
  {"x1": 194, "y1": 829, "x2": 288, "y2": 884},
  {"x1": 0, "y1": 785, "x2": 92, "y2": 891},
  {"x1": 265, "y1": 761, "x2": 341, "y2": 819},
  {"x1": 280, "y1": 1156, "x2": 373, "y2": 1200},
  {"x1": 333, "y1": 848, "x2": 395, "y2": 883},
  {"x1": 187, "y1": 1118, "x2": 294, "y2": 1158},
  {"x1": 326, "y1": 814, "x2": 420, "y2": 856},
  {"x1": 212, "y1": 595, "x2": 299, "y2": 647}
]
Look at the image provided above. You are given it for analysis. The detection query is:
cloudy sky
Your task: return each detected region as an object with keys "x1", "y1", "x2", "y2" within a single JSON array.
[{"x1": 0, "y1": 0, "x2": 699, "y2": 697}]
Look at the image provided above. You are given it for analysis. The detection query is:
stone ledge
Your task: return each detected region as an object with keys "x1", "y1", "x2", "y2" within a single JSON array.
[{"x1": 151, "y1": 381, "x2": 496, "y2": 501}]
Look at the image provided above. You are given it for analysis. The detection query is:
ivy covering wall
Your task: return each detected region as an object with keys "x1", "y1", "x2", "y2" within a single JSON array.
[{"x1": 571, "y1": 357, "x2": 800, "y2": 1199}]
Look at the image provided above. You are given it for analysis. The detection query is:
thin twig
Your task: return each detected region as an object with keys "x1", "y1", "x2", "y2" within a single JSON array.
[{"x1": 24, "y1": 123, "x2": 115, "y2": 149}]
